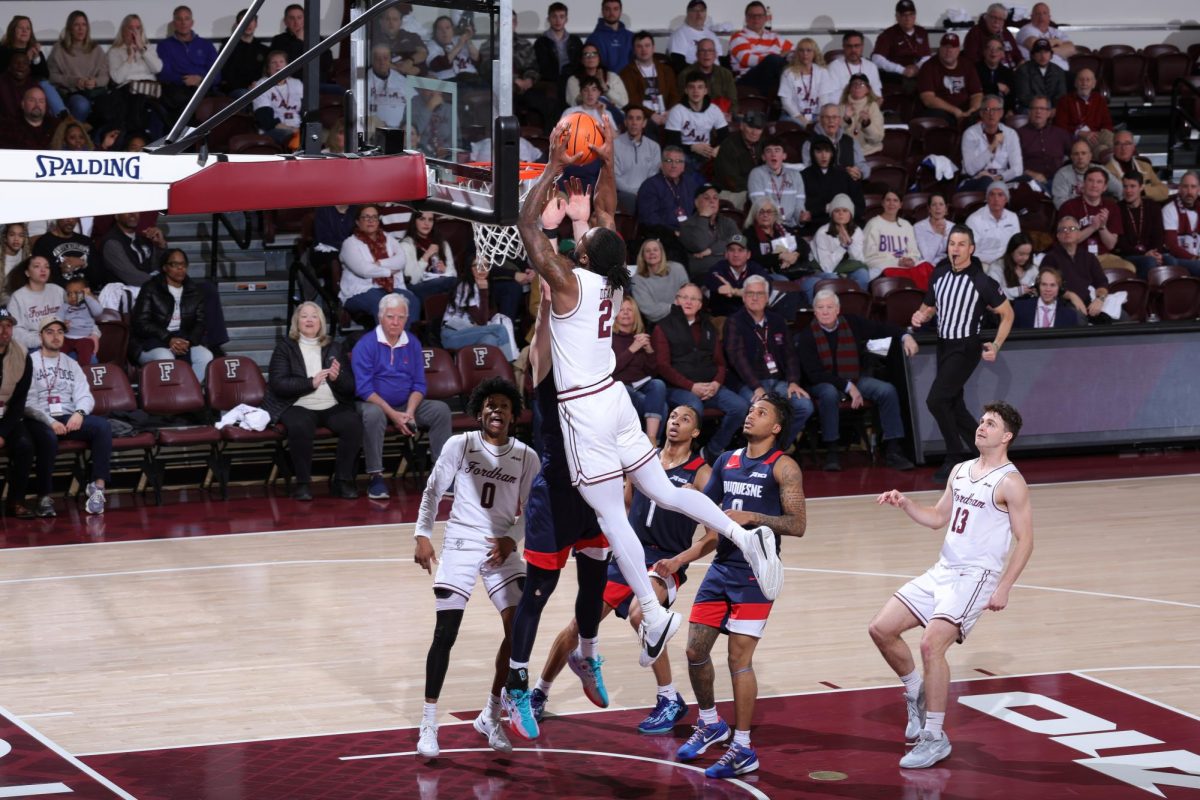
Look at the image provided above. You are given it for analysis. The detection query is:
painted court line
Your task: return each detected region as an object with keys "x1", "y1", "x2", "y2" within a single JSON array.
[
  {"x1": 1072, "y1": 671, "x2": 1200, "y2": 725},
  {"x1": 0, "y1": 703, "x2": 135, "y2": 799}
]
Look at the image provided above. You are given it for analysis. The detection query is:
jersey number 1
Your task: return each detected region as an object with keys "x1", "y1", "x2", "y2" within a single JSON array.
[{"x1": 598, "y1": 299, "x2": 613, "y2": 339}]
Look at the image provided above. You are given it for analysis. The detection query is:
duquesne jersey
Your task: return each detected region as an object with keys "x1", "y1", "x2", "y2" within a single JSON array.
[
  {"x1": 938, "y1": 459, "x2": 1020, "y2": 572},
  {"x1": 549, "y1": 268, "x2": 619, "y2": 392},
  {"x1": 704, "y1": 447, "x2": 784, "y2": 566},
  {"x1": 416, "y1": 431, "x2": 540, "y2": 544},
  {"x1": 628, "y1": 453, "x2": 707, "y2": 562}
]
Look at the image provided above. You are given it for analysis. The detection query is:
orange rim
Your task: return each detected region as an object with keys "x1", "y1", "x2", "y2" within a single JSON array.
[{"x1": 461, "y1": 161, "x2": 547, "y2": 182}]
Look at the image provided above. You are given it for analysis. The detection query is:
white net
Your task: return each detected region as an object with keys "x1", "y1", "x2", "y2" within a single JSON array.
[{"x1": 470, "y1": 167, "x2": 545, "y2": 270}]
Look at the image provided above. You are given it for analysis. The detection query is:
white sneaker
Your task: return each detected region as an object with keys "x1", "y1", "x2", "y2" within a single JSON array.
[
  {"x1": 417, "y1": 721, "x2": 439, "y2": 758},
  {"x1": 735, "y1": 525, "x2": 783, "y2": 600},
  {"x1": 899, "y1": 730, "x2": 951, "y2": 769},
  {"x1": 905, "y1": 686, "x2": 926, "y2": 745},
  {"x1": 637, "y1": 608, "x2": 681, "y2": 668},
  {"x1": 473, "y1": 710, "x2": 513, "y2": 753},
  {"x1": 85, "y1": 482, "x2": 106, "y2": 515}
]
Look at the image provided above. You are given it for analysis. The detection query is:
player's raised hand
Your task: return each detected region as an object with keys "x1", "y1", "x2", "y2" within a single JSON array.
[
  {"x1": 590, "y1": 113, "x2": 615, "y2": 166},
  {"x1": 548, "y1": 118, "x2": 586, "y2": 169},
  {"x1": 564, "y1": 176, "x2": 592, "y2": 222},
  {"x1": 877, "y1": 489, "x2": 906, "y2": 507},
  {"x1": 413, "y1": 536, "x2": 437, "y2": 573},
  {"x1": 485, "y1": 536, "x2": 516, "y2": 567},
  {"x1": 541, "y1": 192, "x2": 568, "y2": 229}
]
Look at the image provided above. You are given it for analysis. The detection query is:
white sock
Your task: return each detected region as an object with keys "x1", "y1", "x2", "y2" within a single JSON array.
[
  {"x1": 535, "y1": 677, "x2": 554, "y2": 695},
  {"x1": 509, "y1": 658, "x2": 529, "y2": 672},
  {"x1": 422, "y1": 702, "x2": 437, "y2": 725},
  {"x1": 698, "y1": 706, "x2": 719, "y2": 726},
  {"x1": 578, "y1": 636, "x2": 600, "y2": 659},
  {"x1": 900, "y1": 669, "x2": 923, "y2": 698},
  {"x1": 925, "y1": 711, "x2": 945, "y2": 737},
  {"x1": 487, "y1": 694, "x2": 501, "y2": 718},
  {"x1": 657, "y1": 683, "x2": 676, "y2": 699},
  {"x1": 639, "y1": 595, "x2": 666, "y2": 626},
  {"x1": 733, "y1": 729, "x2": 751, "y2": 747}
]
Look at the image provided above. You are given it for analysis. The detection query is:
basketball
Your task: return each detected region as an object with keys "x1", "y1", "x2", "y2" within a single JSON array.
[{"x1": 562, "y1": 112, "x2": 603, "y2": 165}]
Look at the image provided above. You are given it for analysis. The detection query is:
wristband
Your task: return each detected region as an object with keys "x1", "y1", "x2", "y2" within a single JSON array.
[{"x1": 542, "y1": 226, "x2": 559, "y2": 237}]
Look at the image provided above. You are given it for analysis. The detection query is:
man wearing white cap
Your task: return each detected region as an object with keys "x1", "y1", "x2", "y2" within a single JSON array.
[{"x1": 965, "y1": 182, "x2": 1020, "y2": 284}]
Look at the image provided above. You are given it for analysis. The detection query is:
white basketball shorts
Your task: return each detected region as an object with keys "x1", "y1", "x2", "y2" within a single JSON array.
[
  {"x1": 432, "y1": 535, "x2": 525, "y2": 612},
  {"x1": 557, "y1": 378, "x2": 656, "y2": 486},
  {"x1": 894, "y1": 562, "x2": 999, "y2": 643}
]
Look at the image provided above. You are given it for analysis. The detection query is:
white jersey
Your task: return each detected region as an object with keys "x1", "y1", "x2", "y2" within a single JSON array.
[
  {"x1": 415, "y1": 431, "x2": 539, "y2": 544},
  {"x1": 938, "y1": 459, "x2": 1020, "y2": 572},
  {"x1": 549, "y1": 268, "x2": 619, "y2": 392}
]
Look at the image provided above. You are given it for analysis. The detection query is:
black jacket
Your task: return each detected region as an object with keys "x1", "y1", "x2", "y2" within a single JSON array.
[
  {"x1": 794, "y1": 313, "x2": 905, "y2": 388},
  {"x1": 130, "y1": 273, "x2": 206, "y2": 359},
  {"x1": 802, "y1": 165, "x2": 865, "y2": 231},
  {"x1": 0, "y1": 350, "x2": 32, "y2": 442},
  {"x1": 535, "y1": 32, "x2": 583, "y2": 85},
  {"x1": 262, "y1": 337, "x2": 357, "y2": 422}
]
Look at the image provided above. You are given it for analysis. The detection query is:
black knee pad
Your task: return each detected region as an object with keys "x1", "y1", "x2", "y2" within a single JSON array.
[{"x1": 431, "y1": 608, "x2": 464, "y2": 649}]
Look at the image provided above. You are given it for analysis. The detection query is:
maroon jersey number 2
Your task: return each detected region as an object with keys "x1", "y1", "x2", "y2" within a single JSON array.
[{"x1": 598, "y1": 299, "x2": 613, "y2": 338}]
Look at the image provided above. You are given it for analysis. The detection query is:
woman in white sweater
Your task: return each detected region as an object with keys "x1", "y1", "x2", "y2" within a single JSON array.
[
  {"x1": 338, "y1": 204, "x2": 420, "y2": 327},
  {"x1": 6, "y1": 256, "x2": 66, "y2": 351},
  {"x1": 778, "y1": 38, "x2": 837, "y2": 127},
  {"x1": 914, "y1": 193, "x2": 952, "y2": 266},
  {"x1": 809, "y1": 193, "x2": 869, "y2": 299},
  {"x1": 862, "y1": 190, "x2": 932, "y2": 286},
  {"x1": 106, "y1": 14, "x2": 165, "y2": 139}
]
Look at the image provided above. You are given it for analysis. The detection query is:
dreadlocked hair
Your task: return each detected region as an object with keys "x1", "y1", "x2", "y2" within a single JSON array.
[{"x1": 586, "y1": 227, "x2": 630, "y2": 294}]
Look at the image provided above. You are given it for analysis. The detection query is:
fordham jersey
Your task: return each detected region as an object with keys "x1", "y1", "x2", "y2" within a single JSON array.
[
  {"x1": 938, "y1": 459, "x2": 1020, "y2": 573},
  {"x1": 704, "y1": 447, "x2": 784, "y2": 566},
  {"x1": 628, "y1": 454, "x2": 707, "y2": 562},
  {"x1": 416, "y1": 430, "x2": 540, "y2": 545},
  {"x1": 549, "y1": 268, "x2": 620, "y2": 392}
]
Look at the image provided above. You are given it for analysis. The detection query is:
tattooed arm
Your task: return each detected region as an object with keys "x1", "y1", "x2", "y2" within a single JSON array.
[
  {"x1": 725, "y1": 455, "x2": 807, "y2": 538},
  {"x1": 517, "y1": 117, "x2": 583, "y2": 315}
]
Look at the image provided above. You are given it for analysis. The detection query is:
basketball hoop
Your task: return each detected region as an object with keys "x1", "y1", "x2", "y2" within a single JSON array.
[{"x1": 460, "y1": 161, "x2": 547, "y2": 270}]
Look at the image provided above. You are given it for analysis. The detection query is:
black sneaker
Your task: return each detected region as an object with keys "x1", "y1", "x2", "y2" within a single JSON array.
[
  {"x1": 823, "y1": 445, "x2": 841, "y2": 472},
  {"x1": 331, "y1": 478, "x2": 359, "y2": 500},
  {"x1": 884, "y1": 441, "x2": 915, "y2": 471},
  {"x1": 292, "y1": 483, "x2": 313, "y2": 502}
]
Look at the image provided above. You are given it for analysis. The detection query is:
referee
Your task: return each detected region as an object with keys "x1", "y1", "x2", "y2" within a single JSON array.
[{"x1": 911, "y1": 225, "x2": 1014, "y2": 483}]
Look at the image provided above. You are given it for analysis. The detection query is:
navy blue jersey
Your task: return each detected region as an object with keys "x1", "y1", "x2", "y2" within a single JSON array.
[
  {"x1": 628, "y1": 453, "x2": 708, "y2": 557},
  {"x1": 703, "y1": 447, "x2": 784, "y2": 565}
]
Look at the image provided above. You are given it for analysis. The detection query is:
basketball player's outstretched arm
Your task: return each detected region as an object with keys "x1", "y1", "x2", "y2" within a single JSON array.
[
  {"x1": 589, "y1": 115, "x2": 617, "y2": 232},
  {"x1": 518, "y1": 118, "x2": 583, "y2": 305},
  {"x1": 877, "y1": 484, "x2": 954, "y2": 530},
  {"x1": 528, "y1": 279, "x2": 553, "y2": 387},
  {"x1": 987, "y1": 472, "x2": 1034, "y2": 611},
  {"x1": 724, "y1": 455, "x2": 807, "y2": 538}
]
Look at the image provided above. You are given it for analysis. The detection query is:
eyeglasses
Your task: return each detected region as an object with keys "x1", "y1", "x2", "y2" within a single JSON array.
[
  {"x1": 662, "y1": 158, "x2": 684, "y2": 164},
  {"x1": 359, "y1": 214, "x2": 380, "y2": 221},
  {"x1": 983, "y1": 106, "x2": 1003, "y2": 113},
  {"x1": 675, "y1": 294, "x2": 701, "y2": 302},
  {"x1": 582, "y1": 51, "x2": 599, "y2": 57},
  {"x1": 743, "y1": 290, "x2": 768, "y2": 297},
  {"x1": 1057, "y1": 226, "x2": 1079, "y2": 233}
]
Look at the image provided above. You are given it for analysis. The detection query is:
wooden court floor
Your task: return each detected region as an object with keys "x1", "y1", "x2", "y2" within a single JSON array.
[{"x1": 0, "y1": 473, "x2": 1197, "y2": 795}]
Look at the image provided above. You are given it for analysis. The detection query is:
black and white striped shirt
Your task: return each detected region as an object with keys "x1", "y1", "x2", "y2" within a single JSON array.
[{"x1": 923, "y1": 258, "x2": 1005, "y2": 340}]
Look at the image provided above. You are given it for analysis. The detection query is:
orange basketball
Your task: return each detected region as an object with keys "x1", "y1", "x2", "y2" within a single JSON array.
[{"x1": 562, "y1": 112, "x2": 603, "y2": 165}]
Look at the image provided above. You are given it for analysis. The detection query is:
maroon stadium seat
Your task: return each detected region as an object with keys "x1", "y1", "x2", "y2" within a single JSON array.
[{"x1": 139, "y1": 359, "x2": 221, "y2": 503}]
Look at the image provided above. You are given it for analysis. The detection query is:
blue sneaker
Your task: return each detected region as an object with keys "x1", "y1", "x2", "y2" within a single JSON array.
[
  {"x1": 567, "y1": 650, "x2": 609, "y2": 708},
  {"x1": 638, "y1": 693, "x2": 689, "y2": 734},
  {"x1": 676, "y1": 718, "x2": 730, "y2": 761},
  {"x1": 501, "y1": 686, "x2": 540, "y2": 740},
  {"x1": 530, "y1": 687, "x2": 548, "y2": 722},
  {"x1": 705, "y1": 742, "x2": 760, "y2": 779},
  {"x1": 367, "y1": 474, "x2": 389, "y2": 499}
]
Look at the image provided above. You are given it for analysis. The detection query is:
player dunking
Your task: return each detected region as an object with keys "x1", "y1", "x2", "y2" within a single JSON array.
[
  {"x1": 532, "y1": 404, "x2": 715, "y2": 734},
  {"x1": 412, "y1": 378, "x2": 539, "y2": 759},
  {"x1": 514, "y1": 115, "x2": 783, "y2": 681},
  {"x1": 868, "y1": 401, "x2": 1034, "y2": 769}
]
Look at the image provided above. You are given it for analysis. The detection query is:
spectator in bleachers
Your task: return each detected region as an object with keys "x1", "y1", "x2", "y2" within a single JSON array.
[
  {"x1": 1040, "y1": 214, "x2": 1112, "y2": 321},
  {"x1": 652, "y1": 282, "x2": 748, "y2": 463},
  {"x1": 263, "y1": 302, "x2": 361, "y2": 501},
  {"x1": 668, "y1": 0, "x2": 725, "y2": 66},
  {"x1": 426, "y1": 15, "x2": 480, "y2": 82},
  {"x1": 914, "y1": 193, "x2": 952, "y2": 268},
  {"x1": 1105, "y1": 131, "x2": 1169, "y2": 204},
  {"x1": 130, "y1": 249, "x2": 213, "y2": 382},
  {"x1": 24, "y1": 317, "x2": 111, "y2": 516},
  {"x1": 1059, "y1": 165, "x2": 1136, "y2": 274},
  {"x1": 7, "y1": 256, "x2": 66, "y2": 351},
  {"x1": 562, "y1": 74, "x2": 620, "y2": 135},
  {"x1": 872, "y1": 0, "x2": 931, "y2": 89},
  {"x1": 1016, "y1": 3, "x2": 1074, "y2": 69},
  {"x1": 966, "y1": 182, "x2": 1021, "y2": 283},
  {"x1": 0, "y1": 308, "x2": 38, "y2": 518},
  {"x1": 632, "y1": 237, "x2": 690, "y2": 322},
  {"x1": 1019, "y1": 95, "x2": 1071, "y2": 190},
  {"x1": 999, "y1": 232, "x2": 1037, "y2": 299},
  {"x1": 620, "y1": 32, "x2": 679, "y2": 130},
  {"x1": 47, "y1": 10, "x2": 109, "y2": 124},
  {"x1": 587, "y1": 0, "x2": 633, "y2": 72},
  {"x1": 1014, "y1": 37, "x2": 1067, "y2": 112},
  {"x1": 340, "y1": 204, "x2": 420, "y2": 328},
  {"x1": 712, "y1": 109, "x2": 765, "y2": 207},
  {"x1": 534, "y1": 2, "x2": 583, "y2": 88},
  {"x1": 1011, "y1": 265, "x2": 1078, "y2": 328},
  {"x1": 51, "y1": 118, "x2": 118, "y2": 152},
  {"x1": 106, "y1": 14, "x2": 166, "y2": 139},
  {"x1": 401, "y1": 211, "x2": 459, "y2": 308},
  {"x1": 126, "y1": 132, "x2": 147, "y2": 151},
  {"x1": 221, "y1": 10, "x2": 268, "y2": 98},
  {"x1": 915, "y1": 33, "x2": 983, "y2": 124},
  {"x1": 251, "y1": 51, "x2": 302, "y2": 148},
  {"x1": 703, "y1": 234, "x2": 770, "y2": 318},
  {"x1": 410, "y1": 87, "x2": 453, "y2": 160},
  {"x1": 1162, "y1": 170, "x2": 1200, "y2": 277},
  {"x1": 614, "y1": 105, "x2": 661, "y2": 212},
  {"x1": 723, "y1": 273, "x2": 812, "y2": 447},
  {"x1": 975, "y1": 36, "x2": 1016, "y2": 113},
  {"x1": 1053, "y1": 68, "x2": 1112, "y2": 156},
  {"x1": 157, "y1": 6, "x2": 220, "y2": 122},
  {"x1": 750, "y1": 139, "x2": 809, "y2": 230},
  {"x1": 269, "y1": 3, "x2": 335, "y2": 88},
  {"x1": 960, "y1": 95, "x2": 1022, "y2": 191},
  {"x1": 1116, "y1": 173, "x2": 1168, "y2": 277},
  {"x1": 1052, "y1": 138, "x2": 1121, "y2": 209},
  {"x1": 375, "y1": 4, "x2": 427, "y2": 76},
  {"x1": 0, "y1": 16, "x2": 67, "y2": 117},
  {"x1": 1, "y1": 222, "x2": 29, "y2": 295},
  {"x1": 795, "y1": 288, "x2": 917, "y2": 471},
  {"x1": 353, "y1": 293, "x2": 451, "y2": 499},
  {"x1": 58, "y1": 275, "x2": 102, "y2": 365},
  {"x1": 864, "y1": 190, "x2": 933, "y2": 286},
  {"x1": 838, "y1": 75, "x2": 884, "y2": 158},
  {"x1": 826, "y1": 30, "x2": 883, "y2": 98},
  {"x1": 811, "y1": 194, "x2": 869, "y2": 294},
  {"x1": 778, "y1": 38, "x2": 838, "y2": 128},
  {"x1": 802, "y1": 138, "x2": 865, "y2": 232},
  {"x1": 439, "y1": 257, "x2": 519, "y2": 361},
  {"x1": 677, "y1": 38, "x2": 737, "y2": 120},
  {"x1": 1, "y1": 86, "x2": 55, "y2": 150},
  {"x1": 0, "y1": 53, "x2": 46, "y2": 122},
  {"x1": 664, "y1": 75, "x2": 728, "y2": 171},
  {"x1": 729, "y1": 1, "x2": 792, "y2": 97},
  {"x1": 743, "y1": 197, "x2": 809, "y2": 277},
  {"x1": 367, "y1": 43, "x2": 410, "y2": 130},
  {"x1": 565, "y1": 44, "x2": 627, "y2": 112},
  {"x1": 32, "y1": 218, "x2": 97, "y2": 286},
  {"x1": 482, "y1": 12, "x2": 555, "y2": 127},
  {"x1": 680, "y1": 185, "x2": 739, "y2": 279},
  {"x1": 636, "y1": 145, "x2": 706, "y2": 264},
  {"x1": 962, "y1": 4, "x2": 1023, "y2": 68},
  {"x1": 612, "y1": 295, "x2": 667, "y2": 443},
  {"x1": 101, "y1": 212, "x2": 166, "y2": 287}
]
